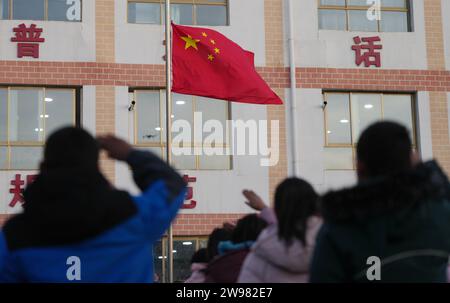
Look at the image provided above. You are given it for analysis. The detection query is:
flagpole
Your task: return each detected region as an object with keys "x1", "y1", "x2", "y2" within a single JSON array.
[{"x1": 164, "y1": 0, "x2": 174, "y2": 283}]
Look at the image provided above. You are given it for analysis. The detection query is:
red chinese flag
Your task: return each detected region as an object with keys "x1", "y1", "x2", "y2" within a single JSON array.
[{"x1": 172, "y1": 23, "x2": 283, "y2": 105}]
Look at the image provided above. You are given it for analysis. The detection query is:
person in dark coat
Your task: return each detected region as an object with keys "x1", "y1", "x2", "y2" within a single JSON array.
[
  {"x1": 204, "y1": 214, "x2": 267, "y2": 283},
  {"x1": 310, "y1": 121, "x2": 450, "y2": 283},
  {"x1": 0, "y1": 127, "x2": 186, "y2": 283}
]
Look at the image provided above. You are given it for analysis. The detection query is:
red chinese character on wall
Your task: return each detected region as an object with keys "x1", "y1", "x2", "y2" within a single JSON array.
[
  {"x1": 351, "y1": 36, "x2": 382, "y2": 68},
  {"x1": 11, "y1": 23, "x2": 45, "y2": 59},
  {"x1": 9, "y1": 174, "x2": 38, "y2": 208},
  {"x1": 182, "y1": 175, "x2": 197, "y2": 209}
]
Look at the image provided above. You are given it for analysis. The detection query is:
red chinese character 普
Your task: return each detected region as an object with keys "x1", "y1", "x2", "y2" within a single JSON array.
[
  {"x1": 11, "y1": 23, "x2": 45, "y2": 59},
  {"x1": 351, "y1": 36, "x2": 382, "y2": 68},
  {"x1": 182, "y1": 175, "x2": 197, "y2": 209}
]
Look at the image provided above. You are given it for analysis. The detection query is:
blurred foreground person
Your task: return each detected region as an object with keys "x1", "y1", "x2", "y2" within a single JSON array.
[
  {"x1": 206, "y1": 227, "x2": 233, "y2": 262},
  {"x1": 238, "y1": 178, "x2": 321, "y2": 283},
  {"x1": 0, "y1": 127, "x2": 186, "y2": 283},
  {"x1": 204, "y1": 214, "x2": 267, "y2": 283},
  {"x1": 185, "y1": 248, "x2": 208, "y2": 283},
  {"x1": 310, "y1": 122, "x2": 450, "y2": 282}
]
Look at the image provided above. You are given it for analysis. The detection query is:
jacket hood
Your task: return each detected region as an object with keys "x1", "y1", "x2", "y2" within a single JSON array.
[
  {"x1": 252, "y1": 216, "x2": 322, "y2": 273},
  {"x1": 321, "y1": 161, "x2": 450, "y2": 223},
  {"x1": 3, "y1": 167, "x2": 136, "y2": 250},
  {"x1": 218, "y1": 240, "x2": 254, "y2": 255}
]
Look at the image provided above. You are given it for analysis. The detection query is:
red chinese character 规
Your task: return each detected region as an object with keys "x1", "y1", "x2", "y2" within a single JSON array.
[
  {"x1": 8, "y1": 174, "x2": 38, "y2": 208},
  {"x1": 182, "y1": 175, "x2": 197, "y2": 209},
  {"x1": 351, "y1": 36, "x2": 382, "y2": 68},
  {"x1": 11, "y1": 23, "x2": 45, "y2": 59},
  {"x1": 9, "y1": 174, "x2": 25, "y2": 208}
]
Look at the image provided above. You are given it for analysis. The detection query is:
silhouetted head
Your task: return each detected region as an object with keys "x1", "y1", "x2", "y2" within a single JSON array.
[
  {"x1": 190, "y1": 248, "x2": 208, "y2": 264},
  {"x1": 41, "y1": 127, "x2": 99, "y2": 173},
  {"x1": 207, "y1": 228, "x2": 232, "y2": 261},
  {"x1": 357, "y1": 121, "x2": 413, "y2": 180},
  {"x1": 231, "y1": 214, "x2": 267, "y2": 244},
  {"x1": 274, "y1": 178, "x2": 318, "y2": 245}
]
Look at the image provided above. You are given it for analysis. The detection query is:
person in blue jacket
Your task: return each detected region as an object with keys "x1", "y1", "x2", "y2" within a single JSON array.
[{"x1": 0, "y1": 127, "x2": 186, "y2": 283}]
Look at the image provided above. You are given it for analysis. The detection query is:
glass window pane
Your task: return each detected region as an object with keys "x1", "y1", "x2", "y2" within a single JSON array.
[
  {"x1": 351, "y1": 93, "x2": 382, "y2": 142},
  {"x1": 380, "y1": 11, "x2": 408, "y2": 32},
  {"x1": 48, "y1": 0, "x2": 81, "y2": 22},
  {"x1": 197, "y1": 5, "x2": 227, "y2": 26},
  {"x1": 348, "y1": 10, "x2": 378, "y2": 32},
  {"x1": 44, "y1": 90, "x2": 74, "y2": 138},
  {"x1": 9, "y1": 89, "x2": 44, "y2": 142},
  {"x1": 136, "y1": 91, "x2": 161, "y2": 144},
  {"x1": 0, "y1": 89, "x2": 7, "y2": 142},
  {"x1": 1, "y1": 0, "x2": 9, "y2": 19},
  {"x1": 326, "y1": 94, "x2": 351, "y2": 145},
  {"x1": 320, "y1": 0, "x2": 345, "y2": 6},
  {"x1": 347, "y1": 0, "x2": 369, "y2": 6},
  {"x1": 172, "y1": 153, "x2": 196, "y2": 170},
  {"x1": 0, "y1": 147, "x2": 7, "y2": 169},
  {"x1": 199, "y1": 155, "x2": 230, "y2": 170},
  {"x1": 128, "y1": 2, "x2": 160, "y2": 24},
  {"x1": 171, "y1": 93, "x2": 194, "y2": 141},
  {"x1": 319, "y1": 9, "x2": 346, "y2": 30},
  {"x1": 10, "y1": 146, "x2": 43, "y2": 169},
  {"x1": 170, "y1": 4, "x2": 193, "y2": 25},
  {"x1": 381, "y1": 0, "x2": 406, "y2": 8},
  {"x1": 12, "y1": 0, "x2": 45, "y2": 20},
  {"x1": 173, "y1": 240, "x2": 197, "y2": 282},
  {"x1": 383, "y1": 95, "x2": 414, "y2": 140},
  {"x1": 152, "y1": 240, "x2": 163, "y2": 283},
  {"x1": 196, "y1": 97, "x2": 228, "y2": 144},
  {"x1": 324, "y1": 147, "x2": 354, "y2": 170}
]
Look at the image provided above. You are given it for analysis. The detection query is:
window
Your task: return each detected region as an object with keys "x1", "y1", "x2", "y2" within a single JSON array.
[
  {"x1": 132, "y1": 89, "x2": 231, "y2": 170},
  {"x1": 128, "y1": 0, "x2": 228, "y2": 26},
  {"x1": 153, "y1": 237, "x2": 207, "y2": 283},
  {"x1": 0, "y1": 87, "x2": 78, "y2": 170},
  {"x1": 324, "y1": 92, "x2": 416, "y2": 170},
  {"x1": 318, "y1": 0, "x2": 411, "y2": 32},
  {"x1": 0, "y1": 0, "x2": 82, "y2": 21}
]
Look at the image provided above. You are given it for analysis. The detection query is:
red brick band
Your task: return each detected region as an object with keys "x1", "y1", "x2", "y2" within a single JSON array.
[{"x1": 1, "y1": 61, "x2": 449, "y2": 92}]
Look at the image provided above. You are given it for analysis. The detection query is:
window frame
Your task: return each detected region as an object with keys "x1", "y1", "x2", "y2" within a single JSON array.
[
  {"x1": 1, "y1": 0, "x2": 83, "y2": 22},
  {"x1": 323, "y1": 91, "x2": 417, "y2": 170},
  {"x1": 155, "y1": 236, "x2": 207, "y2": 283},
  {"x1": 0, "y1": 86, "x2": 80, "y2": 171},
  {"x1": 131, "y1": 88, "x2": 232, "y2": 171},
  {"x1": 127, "y1": 0, "x2": 229, "y2": 26},
  {"x1": 317, "y1": 0, "x2": 412, "y2": 32}
]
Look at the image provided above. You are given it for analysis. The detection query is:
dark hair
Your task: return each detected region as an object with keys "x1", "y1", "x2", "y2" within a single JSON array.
[
  {"x1": 191, "y1": 248, "x2": 208, "y2": 264},
  {"x1": 274, "y1": 178, "x2": 318, "y2": 246},
  {"x1": 206, "y1": 228, "x2": 232, "y2": 261},
  {"x1": 357, "y1": 121, "x2": 412, "y2": 178},
  {"x1": 41, "y1": 127, "x2": 99, "y2": 172},
  {"x1": 231, "y1": 214, "x2": 267, "y2": 244}
]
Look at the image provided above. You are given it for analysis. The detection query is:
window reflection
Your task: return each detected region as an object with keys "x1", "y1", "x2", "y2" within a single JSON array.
[
  {"x1": 12, "y1": 0, "x2": 45, "y2": 20},
  {"x1": 351, "y1": 94, "x2": 382, "y2": 142},
  {"x1": 326, "y1": 93, "x2": 352, "y2": 145},
  {"x1": 324, "y1": 92, "x2": 415, "y2": 170}
]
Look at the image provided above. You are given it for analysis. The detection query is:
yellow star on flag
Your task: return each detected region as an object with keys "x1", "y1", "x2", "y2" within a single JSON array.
[
  {"x1": 208, "y1": 54, "x2": 215, "y2": 61},
  {"x1": 181, "y1": 35, "x2": 200, "y2": 50},
  {"x1": 214, "y1": 48, "x2": 220, "y2": 54},
  {"x1": 202, "y1": 32, "x2": 208, "y2": 37},
  {"x1": 210, "y1": 39, "x2": 216, "y2": 45}
]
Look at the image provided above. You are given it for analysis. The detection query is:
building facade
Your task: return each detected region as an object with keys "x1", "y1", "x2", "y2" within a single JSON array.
[{"x1": 0, "y1": 0, "x2": 449, "y2": 281}]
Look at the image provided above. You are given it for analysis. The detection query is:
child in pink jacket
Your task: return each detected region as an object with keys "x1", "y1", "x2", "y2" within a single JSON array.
[{"x1": 238, "y1": 178, "x2": 322, "y2": 283}]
